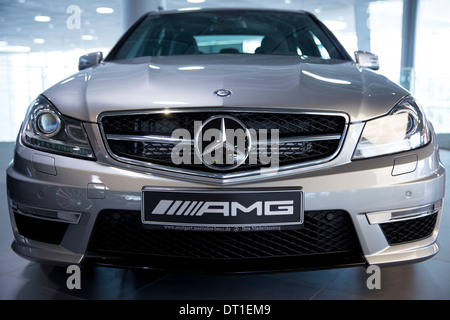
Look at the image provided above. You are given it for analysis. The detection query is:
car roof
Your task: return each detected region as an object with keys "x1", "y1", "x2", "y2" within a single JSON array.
[{"x1": 146, "y1": 7, "x2": 309, "y2": 17}]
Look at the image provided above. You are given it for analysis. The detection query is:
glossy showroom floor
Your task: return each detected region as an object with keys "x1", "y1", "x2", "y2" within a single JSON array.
[{"x1": 1, "y1": 141, "x2": 450, "y2": 300}]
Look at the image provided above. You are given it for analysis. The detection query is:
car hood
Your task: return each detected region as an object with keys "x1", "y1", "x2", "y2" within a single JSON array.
[{"x1": 43, "y1": 54, "x2": 409, "y2": 123}]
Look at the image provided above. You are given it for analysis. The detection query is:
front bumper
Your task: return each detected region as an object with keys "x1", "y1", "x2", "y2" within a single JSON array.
[{"x1": 6, "y1": 124, "x2": 446, "y2": 272}]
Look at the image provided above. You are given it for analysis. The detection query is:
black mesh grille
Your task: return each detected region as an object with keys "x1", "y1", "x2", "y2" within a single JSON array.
[
  {"x1": 102, "y1": 112, "x2": 346, "y2": 136},
  {"x1": 380, "y1": 213, "x2": 438, "y2": 245},
  {"x1": 13, "y1": 212, "x2": 69, "y2": 244},
  {"x1": 87, "y1": 210, "x2": 361, "y2": 260},
  {"x1": 100, "y1": 112, "x2": 346, "y2": 173},
  {"x1": 107, "y1": 138, "x2": 341, "y2": 171}
]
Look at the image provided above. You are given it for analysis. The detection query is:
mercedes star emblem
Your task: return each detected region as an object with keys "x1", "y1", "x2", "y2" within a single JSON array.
[{"x1": 194, "y1": 115, "x2": 252, "y2": 171}]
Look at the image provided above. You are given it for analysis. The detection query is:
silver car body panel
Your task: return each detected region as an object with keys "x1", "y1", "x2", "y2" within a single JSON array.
[{"x1": 42, "y1": 55, "x2": 408, "y2": 124}]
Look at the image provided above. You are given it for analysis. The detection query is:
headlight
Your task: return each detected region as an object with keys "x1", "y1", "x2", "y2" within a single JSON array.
[
  {"x1": 21, "y1": 95, "x2": 95, "y2": 159},
  {"x1": 353, "y1": 96, "x2": 431, "y2": 160}
]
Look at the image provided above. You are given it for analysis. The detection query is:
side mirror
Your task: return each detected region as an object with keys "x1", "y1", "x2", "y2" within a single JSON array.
[
  {"x1": 78, "y1": 51, "x2": 103, "y2": 71},
  {"x1": 355, "y1": 51, "x2": 379, "y2": 71}
]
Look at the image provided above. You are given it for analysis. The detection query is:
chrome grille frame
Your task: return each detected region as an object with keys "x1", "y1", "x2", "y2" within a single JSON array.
[{"x1": 98, "y1": 108, "x2": 349, "y2": 180}]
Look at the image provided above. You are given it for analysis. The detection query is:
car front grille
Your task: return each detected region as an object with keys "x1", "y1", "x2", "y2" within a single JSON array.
[
  {"x1": 86, "y1": 209, "x2": 364, "y2": 271},
  {"x1": 99, "y1": 111, "x2": 347, "y2": 176}
]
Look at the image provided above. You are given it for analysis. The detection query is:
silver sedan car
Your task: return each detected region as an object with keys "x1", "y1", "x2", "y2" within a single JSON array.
[{"x1": 7, "y1": 8, "x2": 445, "y2": 273}]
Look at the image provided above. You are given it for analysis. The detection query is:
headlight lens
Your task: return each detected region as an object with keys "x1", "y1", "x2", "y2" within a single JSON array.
[
  {"x1": 353, "y1": 96, "x2": 431, "y2": 160},
  {"x1": 22, "y1": 95, "x2": 95, "y2": 159},
  {"x1": 35, "y1": 109, "x2": 61, "y2": 137}
]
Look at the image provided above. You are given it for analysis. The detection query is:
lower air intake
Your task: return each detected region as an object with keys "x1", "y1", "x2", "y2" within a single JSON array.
[{"x1": 85, "y1": 209, "x2": 365, "y2": 272}]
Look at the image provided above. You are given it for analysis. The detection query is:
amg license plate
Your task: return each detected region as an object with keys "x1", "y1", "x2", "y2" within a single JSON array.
[{"x1": 141, "y1": 188, "x2": 304, "y2": 232}]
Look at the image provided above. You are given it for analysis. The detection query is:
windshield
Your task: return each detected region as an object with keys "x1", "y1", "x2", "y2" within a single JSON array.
[{"x1": 109, "y1": 10, "x2": 349, "y2": 61}]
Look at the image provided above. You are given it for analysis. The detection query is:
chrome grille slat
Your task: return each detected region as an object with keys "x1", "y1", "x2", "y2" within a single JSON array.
[
  {"x1": 106, "y1": 134, "x2": 191, "y2": 144},
  {"x1": 106, "y1": 133, "x2": 342, "y2": 144}
]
